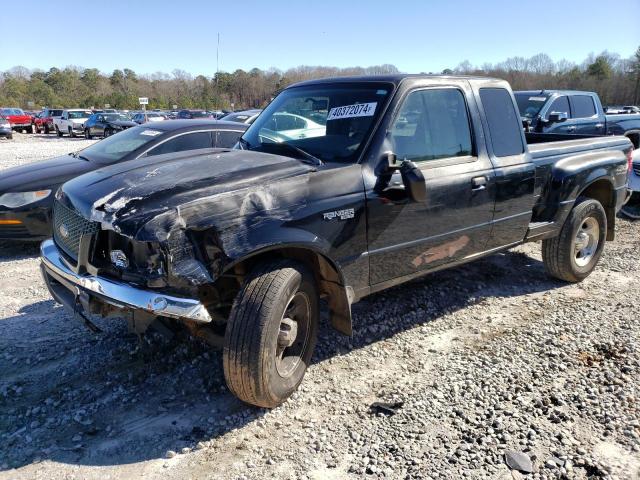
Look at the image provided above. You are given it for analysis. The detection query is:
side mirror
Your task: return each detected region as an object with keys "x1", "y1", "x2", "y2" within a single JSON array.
[
  {"x1": 400, "y1": 160, "x2": 427, "y2": 202},
  {"x1": 548, "y1": 111, "x2": 568, "y2": 123}
]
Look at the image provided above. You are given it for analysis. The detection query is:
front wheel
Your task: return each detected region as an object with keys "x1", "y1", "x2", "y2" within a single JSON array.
[
  {"x1": 69, "y1": 127, "x2": 75, "y2": 138},
  {"x1": 223, "y1": 260, "x2": 318, "y2": 408},
  {"x1": 620, "y1": 192, "x2": 640, "y2": 220},
  {"x1": 542, "y1": 197, "x2": 607, "y2": 282},
  {"x1": 55, "y1": 126, "x2": 62, "y2": 137},
  {"x1": 33, "y1": 124, "x2": 40, "y2": 134},
  {"x1": 84, "y1": 129, "x2": 92, "y2": 139},
  {"x1": 104, "y1": 128, "x2": 113, "y2": 137},
  {"x1": 44, "y1": 124, "x2": 50, "y2": 134}
]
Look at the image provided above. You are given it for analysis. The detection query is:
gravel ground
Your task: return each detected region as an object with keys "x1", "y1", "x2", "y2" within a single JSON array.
[{"x1": 0, "y1": 134, "x2": 638, "y2": 479}]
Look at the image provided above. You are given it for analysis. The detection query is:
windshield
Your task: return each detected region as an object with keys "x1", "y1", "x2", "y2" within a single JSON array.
[
  {"x1": 514, "y1": 93, "x2": 549, "y2": 119},
  {"x1": 1, "y1": 108, "x2": 24, "y2": 115},
  {"x1": 190, "y1": 111, "x2": 209, "y2": 118},
  {"x1": 104, "y1": 114, "x2": 129, "y2": 121},
  {"x1": 68, "y1": 110, "x2": 92, "y2": 119},
  {"x1": 77, "y1": 126, "x2": 163, "y2": 163},
  {"x1": 239, "y1": 84, "x2": 392, "y2": 163}
]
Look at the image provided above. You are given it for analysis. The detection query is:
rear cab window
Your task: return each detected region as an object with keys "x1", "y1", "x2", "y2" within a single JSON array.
[
  {"x1": 569, "y1": 95, "x2": 597, "y2": 118},
  {"x1": 479, "y1": 88, "x2": 524, "y2": 157}
]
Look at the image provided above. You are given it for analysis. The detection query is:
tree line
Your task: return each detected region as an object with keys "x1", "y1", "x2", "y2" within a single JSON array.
[{"x1": 1, "y1": 48, "x2": 638, "y2": 111}]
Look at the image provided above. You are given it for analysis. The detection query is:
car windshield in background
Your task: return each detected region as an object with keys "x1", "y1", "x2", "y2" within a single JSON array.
[
  {"x1": 50, "y1": 109, "x2": 63, "y2": 116},
  {"x1": 515, "y1": 93, "x2": 549, "y2": 119},
  {"x1": 68, "y1": 111, "x2": 92, "y2": 119},
  {"x1": 240, "y1": 84, "x2": 392, "y2": 163},
  {"x1": 104, "y1": 114, "x2": 129, "y2": 121},
  {"x1": 77, "y1": 126, "x2": 161, "y2": 163},
  {"x1": 190, "y1": 111, "x2": 209, "y2": 118},
  {"x1": 1, "y1": 108, "x2": 24, "y2": 115}
]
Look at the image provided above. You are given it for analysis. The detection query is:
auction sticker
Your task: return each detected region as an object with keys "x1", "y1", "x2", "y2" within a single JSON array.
[
  {"x1": 140, "y1": 129, "x2": 162, "y2": 136},
  {"x1": 327, "y1": 102, "x2": 377, "y2": 121}
]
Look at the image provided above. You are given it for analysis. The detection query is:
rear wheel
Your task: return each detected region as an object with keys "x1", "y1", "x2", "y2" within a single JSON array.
[
  {"x1": 223, "y1": 260, "x2": 318, "y2": 408},
  {"x1": 26, "y1": 125, "x2": 33, "y2": 134},
  {"x1": 542, "y1": 197, "x2": 607, "y2": 282},
  {"x1": 44, "y1": 124, "x2": 50, "y2": 134},
  {"x1": 33, "y1": 124, "x2": 40, "y2": 134},
  {"x1": 620, "y1": 192, "x2": 640, "y2": 219},
  {"x1": 104, "y1": 128, "x2": 113, "y2": 137}
]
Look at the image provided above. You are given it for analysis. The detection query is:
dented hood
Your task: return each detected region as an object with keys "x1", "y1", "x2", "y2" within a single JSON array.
[{"x1": 60, "y1": 149, "x2": 315, "y2": 239}]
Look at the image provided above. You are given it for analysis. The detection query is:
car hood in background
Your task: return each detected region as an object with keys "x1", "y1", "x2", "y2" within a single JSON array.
[{"x1": 0, "y1": 154, "x2": 95, "y2": 193}]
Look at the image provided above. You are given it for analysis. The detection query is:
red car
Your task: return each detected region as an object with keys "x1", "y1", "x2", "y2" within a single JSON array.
[
  {"x1": 0, "y1": 108, "x2": 33, "y2": 133},
  {"x1": 33, "y1": 108, "x2": 63, "y2": 134}
]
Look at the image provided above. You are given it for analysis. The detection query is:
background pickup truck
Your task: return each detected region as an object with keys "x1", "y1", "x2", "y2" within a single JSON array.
[
  {"x1": 53, "y1": 109, "x2": 92, "y2": 137},
  {"x1": 33, "y1": 107, "x2": 63, "y2": 134},
  {"x1": 515, "y1": 90, "x2": 640, "y2": 149},
  {"x1": 41, "y1": 74, "x2": 632, "y2": 408},
  {"x1": 0, "y1": 108, "x2": 34, "y2": 133}
]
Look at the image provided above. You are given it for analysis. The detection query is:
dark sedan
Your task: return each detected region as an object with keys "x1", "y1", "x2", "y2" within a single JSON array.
[
  {"x1": 0, "y1": 120, "x2": 248, "y2": 240},
  {"x1": 177, "y1": 109, "x2": 211, "y2": 119},
  {"x1": 84, "y1": 113, "x2": 138, "y2": 138},
  {"x1": 0, "y1": 117, "x2": 12, "y2": 139}
]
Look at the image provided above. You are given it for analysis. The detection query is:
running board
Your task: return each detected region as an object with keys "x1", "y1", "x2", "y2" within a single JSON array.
[{"x1": 525, "y1": 221, "x2": 556, "y2": 241}]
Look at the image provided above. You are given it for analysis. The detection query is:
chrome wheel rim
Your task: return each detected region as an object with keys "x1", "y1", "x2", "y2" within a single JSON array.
[
  {"x1": 573, "y1": 217, "x2": 599, "y2": 267},
  {"x1": 275, "y1": 291, "x2": 310, "y2": 378}
]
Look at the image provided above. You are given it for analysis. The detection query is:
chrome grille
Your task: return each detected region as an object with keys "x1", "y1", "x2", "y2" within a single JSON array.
[{"x1": 52, "y1": 200, "x2": 99, "y2": 261}]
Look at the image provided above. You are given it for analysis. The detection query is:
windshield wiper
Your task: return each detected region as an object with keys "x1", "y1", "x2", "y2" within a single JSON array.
[
  {"x1": 70, "y1": 151, "x2": 91, "y2": 162},
  {"x1": 252, "y1": 142, "x2": 323, "y2": 166}
]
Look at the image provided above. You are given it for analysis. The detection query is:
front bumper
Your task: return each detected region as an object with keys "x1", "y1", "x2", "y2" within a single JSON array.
[{"x1": 40, "y1": 239, "x2": 212, "y2": 323}]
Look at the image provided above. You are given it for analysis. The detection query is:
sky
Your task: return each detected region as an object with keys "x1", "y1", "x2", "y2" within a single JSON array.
[{"x1": 1, "y1": 0, "x2": 638, "y2": 76}]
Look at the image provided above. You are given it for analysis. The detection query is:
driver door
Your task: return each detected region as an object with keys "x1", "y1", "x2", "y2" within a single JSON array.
[{"x1": 366, "y1": 84, "x2": 496, "y2": 286}]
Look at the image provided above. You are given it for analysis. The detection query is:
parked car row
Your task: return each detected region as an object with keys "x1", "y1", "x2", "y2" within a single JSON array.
[{"x1": 0, "y1": 119, "x2": 248, "y2": 239}]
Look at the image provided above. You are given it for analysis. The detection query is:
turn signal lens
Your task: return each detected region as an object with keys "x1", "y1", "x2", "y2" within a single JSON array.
[{"x1": 0, "y1": 219, "x2": 22, "y2": 225}]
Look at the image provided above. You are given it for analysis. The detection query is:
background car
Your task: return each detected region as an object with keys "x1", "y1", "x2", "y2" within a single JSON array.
[
  {"x1": 54, "y1": 109, "x2": 93, "y2": 137},
  {"x1": 0, "y1": 119, "x2": 248, "y2": 240},
  {"x1": 177, "y1": 109, "x2": 212, "y2": 119},
  {"x1": 132, "y1": 112, "x2": 165, "y2": 124},
  {"x1": 0, "y1": 108, "x2": 33, "y2": 133},
  {"x1": 221, "y1": 109, "x2": 262, "y2": 124},
  {"x1": 0, "y1": 116, "x2": 12, "y2": 139},
  {"x1": 33, "y1": 108, "x2": 63, "y2": 134},
  {"x1": 84, "y1": 112, "x2": 137, "y2": 138}
]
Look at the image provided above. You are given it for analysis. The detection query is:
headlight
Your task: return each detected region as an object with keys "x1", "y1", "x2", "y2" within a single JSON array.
[
  {"x1": 1, "y1": 122, "x2": 9, "y2": 128},
  {"x1": 0, "y1": 190, "x2": 51, "y2": 208}
]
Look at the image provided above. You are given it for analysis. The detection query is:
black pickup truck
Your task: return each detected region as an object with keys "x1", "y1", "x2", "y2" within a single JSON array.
[
  {"x1": 515, "y1": 89, "x2": 640, "y2": 149},
  {"x1": 40, "y1": 75, "x2": 632, "y2": 407}
]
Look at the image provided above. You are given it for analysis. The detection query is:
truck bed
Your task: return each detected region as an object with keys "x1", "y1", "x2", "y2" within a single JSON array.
[{"x1": 525, "y1": 132, "x2": 631, "y2": 161}]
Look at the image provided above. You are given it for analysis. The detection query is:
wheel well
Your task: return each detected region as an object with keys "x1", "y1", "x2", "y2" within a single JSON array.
[
  {"x1": 213, "y1": 247, "x2": 353, "y2": 336},
  {"x1": 578, "y1": 179, "x2": 615, "y2": 241},
  {"x1": 625, "y1": 131, "x2": 640, "y2": 150}
]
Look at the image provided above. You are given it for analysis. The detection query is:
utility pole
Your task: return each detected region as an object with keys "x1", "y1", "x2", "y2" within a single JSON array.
[{"x1": 215, "y1": 33, "x2": 220, "y2": 110}]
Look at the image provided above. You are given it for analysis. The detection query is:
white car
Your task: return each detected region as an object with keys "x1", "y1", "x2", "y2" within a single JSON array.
[
  {"x1": 54, "y1": 109, "x2": 93, "y2": 138},
  {"x1": 262, "y1": 113, "x2": 325, "y2": 140},
  {"x1": 132, "y1": 112, "x2": 165, "y2": 124}
]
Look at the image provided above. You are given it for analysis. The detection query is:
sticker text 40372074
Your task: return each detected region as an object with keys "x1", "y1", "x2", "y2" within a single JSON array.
[{"x1": 326, "y1": 102, "x2": 377, "y2": 121}]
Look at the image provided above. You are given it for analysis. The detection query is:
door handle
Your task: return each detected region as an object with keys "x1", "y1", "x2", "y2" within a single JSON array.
[
  {"x1": 567, "y1": 126, "x2": 577, "y2": 132},
  {"x1": 595, "y1": 123, "x2": 604, "y2": 129},
  {"x1": 471, "y1": 176, "x2": 487, "y2": 191}
]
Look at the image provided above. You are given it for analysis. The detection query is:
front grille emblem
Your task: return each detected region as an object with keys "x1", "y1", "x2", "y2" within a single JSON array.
[{"x1": 58, "y1": 224, "x2": 69, "y2": 239}]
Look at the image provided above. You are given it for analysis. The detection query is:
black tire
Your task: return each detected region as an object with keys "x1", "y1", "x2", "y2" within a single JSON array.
[
  {"x1": 33, "y1": 124, "x2": 40, "y2": 134},
  {"x1": 542, "y1": 197, "x2": 607, "y2": 282},
  {"x1": 69, "y1": 127, "x2": 75, "y2": 138},
  {"x1": 26, "y1": 125, "x2": 33, "y2": 134},
  {"x1": 620, "y1": 192, "x2": 640, "y2": 220},
  {"x1": 55, "y1": 125, "x2": 62, "y2": 137},
  {"x1": 104, "y1": 128, "x2": 113, "y2": 137},
  {"x1": 223, "y1": 260, "x2": 318, "y2": 408},
  {"x1": 84, "y1": 129, "x2": 92, "y2": 139},
  {"x1": 44, "y1": 124, "x2": 50, "y2": 134},
  {"x1": 7, "y1": 134, "x2": 12, "y2": 140}
]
